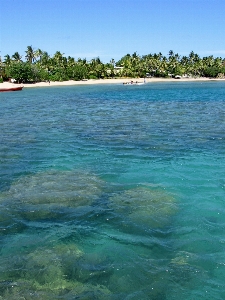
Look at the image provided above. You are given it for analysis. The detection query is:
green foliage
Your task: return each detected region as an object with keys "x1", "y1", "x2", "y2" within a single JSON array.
[
  {"x1": 89, "y1": 74, "x2": 98, "y2": 79},
  {"x1": 2, "y1": 46, "x2": 225, "y2": 82},
  {"x1": 203, "y1": 66, "x2": 222, "y2": 78},
  {"x1": 49, "y1": 72, "x2": 68, "y2": 82},
  {"x1": 36, "y1": 68, "x2": 49, "y2": 81},
  {"x1": 25, "y1": 45, "x2": 35, "y2": 63},
  {"x1": 68, "y1": 64, "x2": 88, "y2": 80},
  {"x1": 5, "y1": 62, "x2": 35, "y2": 83},
  {"x1": 0, "y1": 77, "x2": 3, "y2": 83}
]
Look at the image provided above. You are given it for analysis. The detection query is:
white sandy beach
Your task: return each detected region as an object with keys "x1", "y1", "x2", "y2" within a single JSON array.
[{"x1": 1, "y1": 77, "x2": 225, "y2": 89}]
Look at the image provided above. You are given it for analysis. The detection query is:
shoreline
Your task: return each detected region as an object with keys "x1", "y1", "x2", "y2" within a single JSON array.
[{"x1": 1, "y1": 77, "x2": 225, "y2": 89}]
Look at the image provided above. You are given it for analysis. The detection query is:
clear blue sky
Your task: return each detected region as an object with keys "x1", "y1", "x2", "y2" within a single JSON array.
[{"x1": 1, "y1": 0, "x2": 225, "y2": 62}]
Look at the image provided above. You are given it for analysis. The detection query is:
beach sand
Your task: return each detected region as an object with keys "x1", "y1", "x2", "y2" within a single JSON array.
[{"x1": 1, "y1": 77, "x2": 224, "y2": 89}]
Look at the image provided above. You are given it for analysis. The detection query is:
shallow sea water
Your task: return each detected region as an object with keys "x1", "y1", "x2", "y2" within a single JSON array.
[{"x1": 0, "y1": 81, "x2": 225, "y2": 299}]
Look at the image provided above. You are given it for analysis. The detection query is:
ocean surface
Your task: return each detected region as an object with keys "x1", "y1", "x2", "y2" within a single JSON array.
[{"x1": 0, "y1": 81, "x2": 225, "y2": 299}]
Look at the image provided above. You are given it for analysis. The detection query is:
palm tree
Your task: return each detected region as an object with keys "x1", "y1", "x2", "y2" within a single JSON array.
[
  {"x1": 25, "y1": 46, "x2": 35, "y2": 63},
  {"x1": 41, "y1": 51, "x2": 50, "y2": 67},
  {"x1": 35, "y1": 51, "x2": 51, "y2": 80},
  {"x1": 110, "y1": 58, "x2": 115, "y2": 68},
  {"x1": 52, "y1": 51, "x2": 65, "y2": 67},
  {"x1": 168, "y1": 50, "x2": 174, "y2": 59},
  {"x1": 3, "y1": 54, "x2": 11, "y2": 65},
  {"x1": 12, "y1": 52, "x2": 22, "y2": 62},
  {"x1": 67, "y1": 56, "x2": 75, "y2": 67},
  {"x1": 34, "y1": 48, "x2": 43, "y2": 63},
  {"x1": 174, "y1": 53, "x2": 180, "y2": 61},
  {"x1": 188, "y1": 51, "x2": 196, "y2": 67},
  {"x1": 89, "y1": 57, "x2": 104, "y2": 78}
]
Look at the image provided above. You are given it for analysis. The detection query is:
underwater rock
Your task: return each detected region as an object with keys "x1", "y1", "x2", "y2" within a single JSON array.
[
  {"x1": 0, "y1": 169, "x2": 104, "y2": 221},
  {"x1": 109, "y1": 186, "x2": 177, "y2": 229},
  {"x1": 108, "y1": 264, "x2": 170, "y2": 299},
  {"x1": 0, "y1": 242, "x2": 82, "y2": 283},
  {"x1": 0, "y1": 280, "x2": 111, "y2": 300},
  {"x1": 0, "y1": 242, "x2": 111, "y2": 299},
  {"x1": 72, "y1": 252, "x2": 113, "y2": 285},
  {"x1": 0, "y1": 209, "x2": 27, "y2": 236},
  {"x1": 62, "y1": 283, "x2": 111, "y2": 299},
  {"x1": 168, "y1": 250, "x2": 207, "y2": 291},
  {"x1": 8, "y1": 170, "x2": 103, "y2": 206}
]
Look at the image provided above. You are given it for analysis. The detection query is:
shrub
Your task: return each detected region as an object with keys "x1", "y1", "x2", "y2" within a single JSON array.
[
  {"x1": 89, "y1": 75, "x2": 98, "y2": 79},
  {"x1": 5, "y1": 62, "x2": 35, "y2": 83}
]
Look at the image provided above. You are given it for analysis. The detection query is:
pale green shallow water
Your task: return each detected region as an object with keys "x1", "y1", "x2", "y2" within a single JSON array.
[{"x1": 0, "y1": 81, "x2": 225, "y2": 299}]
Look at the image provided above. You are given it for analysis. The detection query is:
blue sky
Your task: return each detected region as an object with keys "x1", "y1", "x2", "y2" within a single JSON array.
[{"x1": 1, "y1": 0, "x2": 225, "y2": 62}]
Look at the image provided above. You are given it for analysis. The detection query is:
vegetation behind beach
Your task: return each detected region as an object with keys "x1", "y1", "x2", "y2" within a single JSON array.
[{"x1": 1, "y1": 46, "x2": 225, "y2": 83}]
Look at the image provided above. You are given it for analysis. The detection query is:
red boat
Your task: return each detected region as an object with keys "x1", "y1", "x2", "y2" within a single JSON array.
[{"x1": 0, "y1": 86, "x2": 23, "y2": 92}]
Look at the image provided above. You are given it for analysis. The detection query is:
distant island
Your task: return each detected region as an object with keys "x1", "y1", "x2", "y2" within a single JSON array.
[{"x1": 0, "y1": 46, "x2": 225, "y2": 84}]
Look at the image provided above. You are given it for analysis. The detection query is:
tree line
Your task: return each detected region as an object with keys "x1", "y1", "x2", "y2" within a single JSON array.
[{"x1": 0, "y1": 46, "x2": 225, "y2": 83}]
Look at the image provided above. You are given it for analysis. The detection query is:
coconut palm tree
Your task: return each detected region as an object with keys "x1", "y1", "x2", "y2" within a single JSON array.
[
  {"x1": 67, "y1": 56, "x2": 75, "y2": 67},
  {"x1": 34, "y1": 48, "x2": 43, "y2": 63},
  {"x1": 168, "y1": 50, "x2": 175, "y2": 59},
  {"x1": 12, "y1": 52, "x2": 22, "y2": 62},
  {"x1": 40, "y1": 51, "x2": 50, "y2": 67},
  {"x1": 3, "y1": 54, "x2": 11, "y2": 65},
  {"x1": 25, "y1": 46, "x2": 35, "y2": 63}
]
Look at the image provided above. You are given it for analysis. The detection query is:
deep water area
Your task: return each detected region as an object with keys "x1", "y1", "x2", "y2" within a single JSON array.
[{"x1": 0, "y1": 81, "x2": 225, "y2": 299}]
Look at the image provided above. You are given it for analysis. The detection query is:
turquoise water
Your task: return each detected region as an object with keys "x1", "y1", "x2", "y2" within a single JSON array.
[{"x1": 0, "y1": 81, "x2": 225, "y2": 299}]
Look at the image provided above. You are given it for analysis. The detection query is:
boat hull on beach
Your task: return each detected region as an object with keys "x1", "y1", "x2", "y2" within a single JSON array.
[{"x1": 0, "y1": 86, "x2": 23, "y2": 92}]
